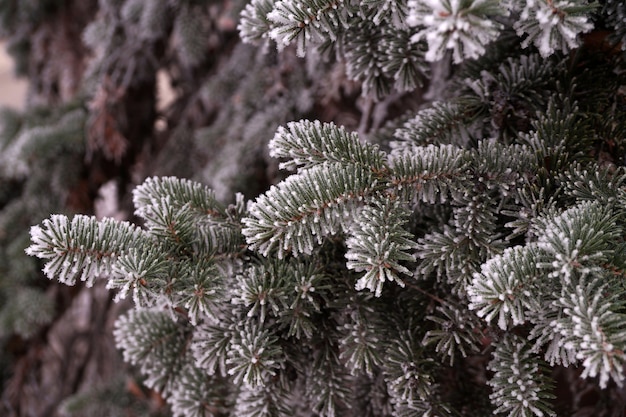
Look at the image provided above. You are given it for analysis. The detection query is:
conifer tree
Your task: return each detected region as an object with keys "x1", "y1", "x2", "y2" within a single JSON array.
[{"x1": 14, "y1": 0, "x2": 626, "y2": 416}]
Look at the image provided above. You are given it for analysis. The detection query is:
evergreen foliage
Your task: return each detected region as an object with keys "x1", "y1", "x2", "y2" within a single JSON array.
[
  {"x1": 487, "y1": 335, "x2": 555, "y2": 417},
  {"x1": 15, "y1": 0, "x2": 626, "y2": 416},
  {"x1": 0, "y1": 103, "x2": 86, "y2": 350}
]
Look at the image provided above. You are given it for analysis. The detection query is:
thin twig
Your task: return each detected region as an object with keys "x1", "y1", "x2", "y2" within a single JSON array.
[{"x1": 404, "y1": 281, "x2": 446, "y2": 304}]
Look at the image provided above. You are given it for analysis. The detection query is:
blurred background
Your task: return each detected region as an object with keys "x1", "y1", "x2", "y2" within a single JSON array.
[{"x1": 0, "y1": 43, "x2": 27, "y2": 109}]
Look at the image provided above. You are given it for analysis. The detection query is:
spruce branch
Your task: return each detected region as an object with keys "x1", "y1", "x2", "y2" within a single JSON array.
[
  {"x1": 501, "y1": 185, "x2": 554, "y2": 241},
  {"x1": 268, "y1": 119, "x2": 386, "y2": 172},
  {"x1": 195, "y1": 220, "x2": 247, "y2": 257},
  {"x1": 342, "y1": 19, "x2": 395, "y2": 100},
  {"x1": 384, "y1": 328, "x2": 435, "y2": 404},
  {"x1": 342, "y1": 19, "x2": 429, "y2": 98},
  {"x1": 469, "y1": 245, "x2": 545, "y2": 330},
  {"x1": 169, "y1": 366, "x2": 232, "y2": 417},
  {"x1": 138, "y1": 198, "x2": 198, "y2": 251},
  {"x1": 114, "y1": 309, "x2": 193, "y2": 396},
  {"x1": 281, "y1": 260, "x2": 331, "y2": 339},
  {"x1": 416, "y1": 225, "x2": 481, "y2": 287},
  {"x1": 242, "y1": 162, "x2": 379, "y2": 257},
  {"x1": 173, "y1": 258, "x2": 225, "y2": 325},
  {"x1": 239, "y1": 0, "x2": 276, "y2": 45},
  {"x1": 521, "y1": 98, "x2": 594, "y2": 171},
  {"x1": 108, "y1": 245, "x2": 173, "y2": 306},
  {"x1": 458, "y1": 53, "x2": 561, "y2": 140},
  {"x1": 507, "y1": 0, "x2": 598, "y2": 57},
  {"x1": 526, "y1": 301, "x2": 577, "y2": 368},
  {"x1": 289, "y1": 261, "x2": 329, "y2": 312},
  {"x1": 393, "y1": 101, "x2": 479, "y2": 147},
  {"x1": 267, "y1": 0, "x2": 352, "y2": 57},
  {"x1": 534, "y1": 201, "x2": 620, "y2": 284},
  {"x1": 422, "y1": 302, "x2": 483, "y2": 365},
  {"x1": 450, "y1": 198, "x2": 501, "y2": 248},
  {"x1": 281, "y1": 298, "x2": 318, "y2": 340},
  {"x1": 226, "y1": 322, "x2": 284, "y2": 388},
  {"x1": 472, "y1": 140, "x2": 536, "y2": 197},
  {"x1": 392, "y1": 400, "x2": 455, "y2": 417},
  {"x1": 133, "y1": 176, "x2": 229, "y2": 220},
  {"x1": 466, "y1": 53, "x2": 554, "y2": 113},
  {"x1": 358, "y1": 0, "x2": 411, "y2": 26},
  {"x1": 25, "y1": 214, "x2": 151, "y2": 286},
  {"x1": 603, "y1": 0, "x2": 626, "y2": 50},
  {"x1": 380, "y1": 25, "x2": 430, "y2": 93},
  {"x1": 339, "y1": 310, "x2": 385, "y2": 376},
  {"x1": 308, "y1": 359, "x2": 352, "y2": 417},
  {"x1": 408, "y1": 0, "x2": 507, "y2": 63},
  {"x1": 345, "y1": 198, "x2": 417, "y2": 297},
  {"x1": 473, "y1": 201, "x2": 626, "y2": 388},
  {"x1": 192, "y1": 320, "x2": 236, "y2": 376},
  {"x1": 548, "y1": 279, "x2": 626, "y2": 388},
  {"x1": 559, "y1": 163, "x2": 626, "y2": 206},
  {"x1": 389, "y1": 144, "x2": 469, "y2": 203},
  {"x1": 488, "y1": 335, "x2": 556, "y2": 417},
  {"x1": 232, "y1": 261, "x2": 290, "y2": 324},
  {"x1": 134, "y1": 177, "x2": 245, "y2": 258},
  {"x1": 234, "y1": 384, "x2": 295, "y2": 417}
]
